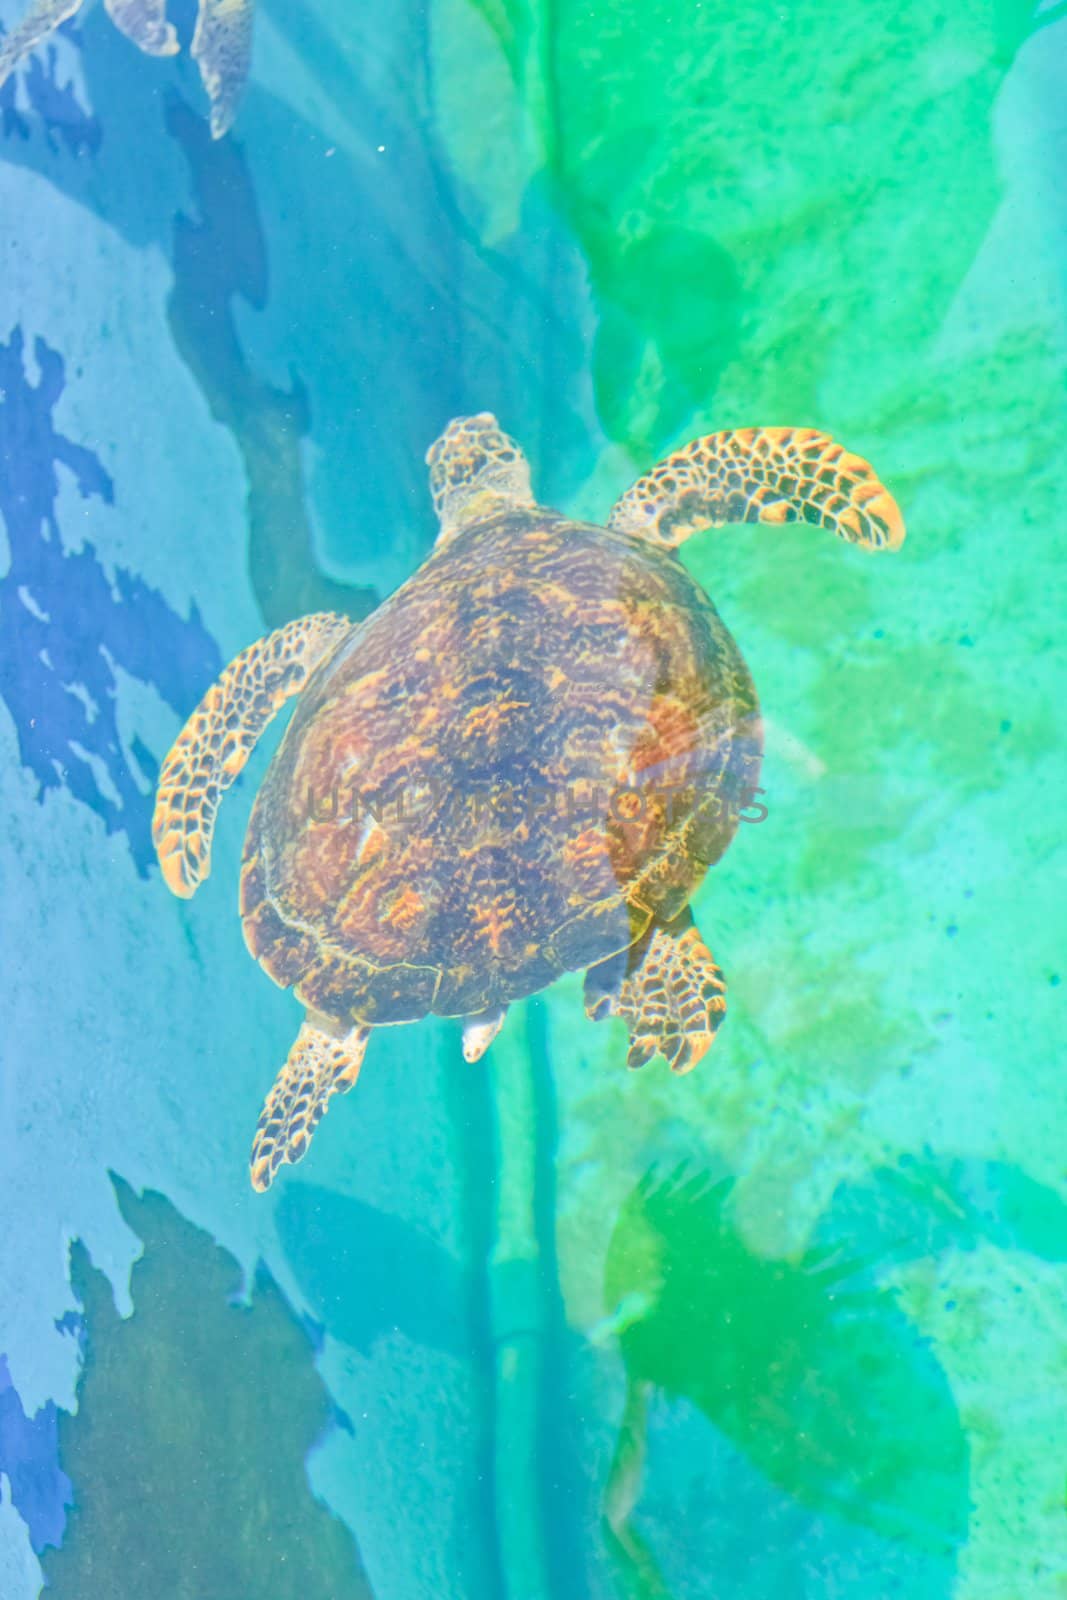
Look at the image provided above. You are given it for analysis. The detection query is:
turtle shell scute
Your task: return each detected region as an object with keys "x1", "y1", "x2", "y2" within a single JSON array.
[{"x1": 239, "y1": 508, "x2": 762, "y2": 1021}]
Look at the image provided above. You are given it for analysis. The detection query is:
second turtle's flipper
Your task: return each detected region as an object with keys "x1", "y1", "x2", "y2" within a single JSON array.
[
  {"x1": 608, "y1": 426, "x2": 904, "y2": 552},
  {"x1": 104, "y1": 0, "x2": 178, "y2": 55},
  {"x1": 585, "y1": 909, "x2": 727, "y2": 1074},
  {"x1": 250, "y1": 1015, "x2": 370, "y2": 1193},
  {"x1": 152, "y1": 611, "x2": 350, "y2": 899},
  {"x1": 0, "y1": 0, "x2": 83, "y2": 88},
  {"x1": 192, "y1": 0, "x2": 254, "y2": 138}
]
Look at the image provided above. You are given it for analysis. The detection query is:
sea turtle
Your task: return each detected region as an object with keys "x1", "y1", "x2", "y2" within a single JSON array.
[
  {"x1": 153, "y1": 414, "x2": 904, "y2": 1191},
  {"x1": 0, "y1": 0, "x2": 252, "y2": 138}
]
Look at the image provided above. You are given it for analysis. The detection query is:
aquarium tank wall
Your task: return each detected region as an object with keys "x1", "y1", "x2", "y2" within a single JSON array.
[{"x1": 1, "y1": 1, "x2": 1065, "y2": 1596}]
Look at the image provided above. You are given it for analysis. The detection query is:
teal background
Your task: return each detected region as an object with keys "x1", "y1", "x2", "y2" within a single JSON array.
[{"x1": 0, "y1": 2, "x2": 1064, "y2": 1596}]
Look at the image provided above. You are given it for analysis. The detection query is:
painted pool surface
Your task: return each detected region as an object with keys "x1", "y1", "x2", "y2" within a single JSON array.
[{"x1": 1, "y1": 2, "x2": 1064, "y2": 1595}]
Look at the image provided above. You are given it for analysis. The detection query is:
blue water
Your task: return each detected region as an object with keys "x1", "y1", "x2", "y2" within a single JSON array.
[{"x1": 1, "y1": 2, "x2": 1065, "y2": 1597}]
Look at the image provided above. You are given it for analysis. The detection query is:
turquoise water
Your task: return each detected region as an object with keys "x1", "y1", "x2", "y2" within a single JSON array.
[{"x1": 0, "y1": 2, "x2": 1065, "y2": 1596}]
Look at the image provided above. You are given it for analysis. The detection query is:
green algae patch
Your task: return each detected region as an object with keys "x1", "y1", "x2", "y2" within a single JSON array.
[
  {"x1": 40, "y1": 1176, "x2": 374, "y2": 1600},
  {"x1": 440, "y1": 0, "x2": 1017, "y2": 459},
  {"x1": 603, "y1": 1167, "x2": 969, "y2": 1567}
]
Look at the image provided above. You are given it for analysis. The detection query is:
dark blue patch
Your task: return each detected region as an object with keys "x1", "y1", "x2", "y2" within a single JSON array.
[
  {"x1": 53, "y1": 1310, "x2": 86, "y2": 1357},
  {"x1": 163, "y1": 94, "x2": 377, "y2": 630},
  {"x1": 0, "y1": 25, "x2": 100, "y2": 154},
  {"x1": 0, "y1": 326, "x2": 222, "y2": 875},
  {"x1": 1, "y1": 6, "x2": 598, "y2": 632},
  {"x1": 275, "y1": 1180, "x2": 468, "y2": 1359},
  {"x1": 167, "y1": 0, "x2": 199, "y2": 51},
  {"x1": 35, "y1": 1177, "x2": 377, "y2": 1597},
  {"x1": 0, "y1": 1353, "x2": 73, "y2": 1553}
]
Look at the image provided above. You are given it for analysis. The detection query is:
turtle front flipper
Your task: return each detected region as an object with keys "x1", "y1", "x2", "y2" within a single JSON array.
[
  {"x1": 608, "y1": 427, "x2": 905, "y2": 552},
  {"x1": 104, "y1": 0, "x2": 179, "y2": 56},
  {"x1": 584, "y1": 910, "x2": 727, "y2": 1074},
  {"x1": 0, "y1": 0, "x2": 84, "y2": 88},
  {"x1": 153, "y1": 611, "x2": 350, "y2": 898},
  {"x1": 191, "y1": 0, "x2": 254, "y2": 139},
  {"x1": 249, "y1": 1014, "x2": 370, "y2": 1193}
]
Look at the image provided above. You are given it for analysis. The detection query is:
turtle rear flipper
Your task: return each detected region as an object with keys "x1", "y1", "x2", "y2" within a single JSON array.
[
  {"x1": 250, "y1": 1014, "x2": 370, "y2": 1193},
  {"x1": 585, "y1": 910, "x2": 727, "y2": 1074},
  {"x1": 608, "y1": 427, "x2": 905, "y2": 552},
  {"x1": 152, "y1": 611, "x2": 350, "y2": 899}
]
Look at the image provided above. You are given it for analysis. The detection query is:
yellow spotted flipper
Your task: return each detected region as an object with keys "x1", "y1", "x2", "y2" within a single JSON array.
[
  {"x1": 250, "y1": 1017, "x2": 370, "y2": 1193},
  {"x1": 152, "y1": 611, "x2": 351, "y2": 899},
  {"x1": 608, "y1": 427, "x2": 905, "y2": 552},
  {"x1": 585, "y1": 910, "x2": 727, "y2": 1075}
]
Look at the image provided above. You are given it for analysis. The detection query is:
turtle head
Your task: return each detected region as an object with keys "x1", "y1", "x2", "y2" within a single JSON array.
[{"x1": 426, "y1": 413, "x2": 536, "y2": 543}]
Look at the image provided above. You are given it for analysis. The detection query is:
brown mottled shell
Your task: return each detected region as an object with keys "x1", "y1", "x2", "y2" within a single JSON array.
[{"x1": 240, "y1": 509, "x2": 761, "y2": 1024}]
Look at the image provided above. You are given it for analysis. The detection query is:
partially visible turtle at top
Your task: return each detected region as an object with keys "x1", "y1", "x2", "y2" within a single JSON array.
[
  {"x1": 154, "y1": 415, "x2": 904, "y2": 1191},
  {"x1": 0, "y1": 0, "x2": 252, "y2": 138}
]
